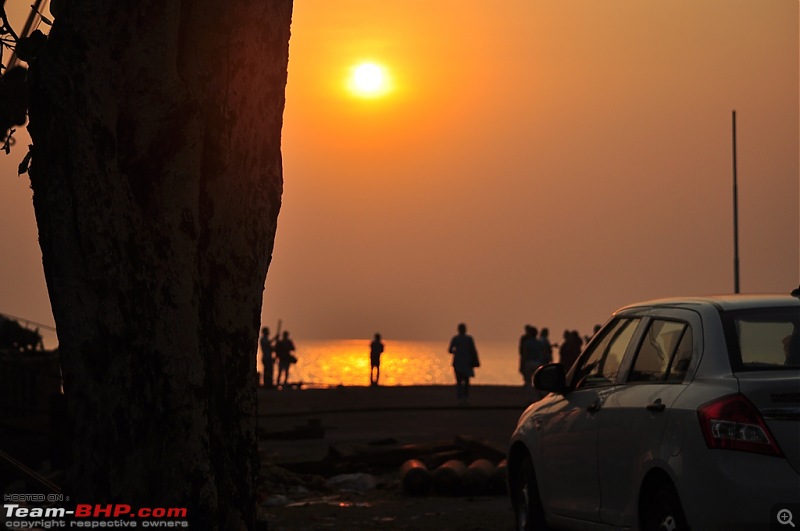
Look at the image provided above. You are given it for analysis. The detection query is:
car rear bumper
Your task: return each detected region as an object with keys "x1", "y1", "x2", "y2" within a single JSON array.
[{"x1": 676, "y1": 450, "x2": 800, "y2": 530}]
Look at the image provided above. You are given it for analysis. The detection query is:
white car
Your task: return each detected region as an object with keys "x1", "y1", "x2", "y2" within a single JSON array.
[{"x1": 508, "y1": 294, "x2": 800, "y2": 531}]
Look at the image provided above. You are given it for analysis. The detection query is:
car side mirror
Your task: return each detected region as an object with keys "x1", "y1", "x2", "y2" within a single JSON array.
[{"x1": 534, "y1": 363, "x2": 568, "y2": 394}]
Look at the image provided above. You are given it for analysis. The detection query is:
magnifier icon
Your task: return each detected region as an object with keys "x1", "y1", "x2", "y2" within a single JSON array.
[{"x1": 778, "y1": 509, "x2": 796, "y2": 527}]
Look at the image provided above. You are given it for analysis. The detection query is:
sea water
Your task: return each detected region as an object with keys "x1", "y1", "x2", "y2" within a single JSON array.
[
  {"x1": 262, "y1": 339, "x2": 537, "y2": 387},
  {"x1": 40, "y1": 332, "x2": 540, "y2": 387}
]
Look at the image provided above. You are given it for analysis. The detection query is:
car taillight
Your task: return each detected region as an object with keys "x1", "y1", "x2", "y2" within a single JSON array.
[{"x1": 697, "y1": 393, "x2": 783, "y2": 457}]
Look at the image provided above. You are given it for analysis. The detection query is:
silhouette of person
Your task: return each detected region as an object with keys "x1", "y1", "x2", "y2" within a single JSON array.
[
  {"x1": 585, "y1": 324, "x2": 602, "y2": 344},
  {"x1": 520, "y1": 326, "x2": 542, "y2": 387},
  {"x1": 540, "y1": 327, "x2": 554, "y2": 364},
  {"x1": 275, "y1": 331, "x2": 296, "y2": 388},
  {"x1": 448, "y1": 323, "x2": 479, "y2": 402},
  {"x1": 518, "y1": 325, "x2": 534, "y2": 386},
  {"x1": 370, "y1": 333, "x2": 384, "y2": 386},
  {"x1": 260, "y1": 327, "x2": 276, "y2": 388},
  {"x1": 558, "y1": 329, "x2": 583, "y2": 371}
]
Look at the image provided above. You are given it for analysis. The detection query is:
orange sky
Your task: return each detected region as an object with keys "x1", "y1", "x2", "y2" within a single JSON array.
[{"x1": 1, "y1": 0, "x2": 798, "y2": 346}]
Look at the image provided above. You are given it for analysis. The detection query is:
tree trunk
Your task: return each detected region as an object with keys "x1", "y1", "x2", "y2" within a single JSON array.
[{"x1": 26, "y1": 1, "x2": 292, "y2": 528}]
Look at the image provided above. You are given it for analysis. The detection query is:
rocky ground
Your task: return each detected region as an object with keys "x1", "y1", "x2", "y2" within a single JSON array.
[{"x1": 256, "y1": 384, "x2": 537, "y2": 530}]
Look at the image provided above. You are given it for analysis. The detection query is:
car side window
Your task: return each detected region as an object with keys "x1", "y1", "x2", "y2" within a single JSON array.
[
  {"x1": 574, "y1": 318, "x2": 640, "y2": 389},
  {"x1": 628, "y1": 320, "x2": 688, "y2": 383},
  {"x1": 666, "y1": 326, "x2": 693, "y2": 382}
]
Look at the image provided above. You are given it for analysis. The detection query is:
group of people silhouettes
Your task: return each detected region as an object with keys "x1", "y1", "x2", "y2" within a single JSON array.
[
  {"x1": 517, "y1": 325, "x2": 602, "y2": 386},
  {"x1": 260, "y1": 327, "x2": 297, "y2": 389},
  {"x1": 258, "y1": 322, "x2": 599, "y2": 393},
  {"x1": 518, "y1": 325, "x2": 553, "y2": 387}
]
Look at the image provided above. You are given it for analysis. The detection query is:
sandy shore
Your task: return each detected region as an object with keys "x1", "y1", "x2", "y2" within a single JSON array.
[{"x1": 257, "y1": 384, "x2": 540, "y2": 530}]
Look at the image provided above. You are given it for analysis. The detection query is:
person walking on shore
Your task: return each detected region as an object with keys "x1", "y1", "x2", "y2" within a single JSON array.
[
  {"x1": 370, "y1": 333, "x2": 385, "y2": 386},
  {"x1": 260, "y1": 327, "x2": 276, "y2": 388},
  {"x1": 448, "y1": 323, "x2": 480, "y2": 403},
  {"x1": 275, "y1": 331, "x2": 296, "y2": 388}
]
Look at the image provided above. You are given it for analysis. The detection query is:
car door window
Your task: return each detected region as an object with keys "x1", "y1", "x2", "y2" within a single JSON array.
[
  {"x1": 574, "y1": 318, "x2": 640, "y2": 389},
  {"x1": 666, "y1": 326, "x2": 693, "y2": 382},
  {"x1": 628, "y1": 320, "x2": 688, "y2": 382}
]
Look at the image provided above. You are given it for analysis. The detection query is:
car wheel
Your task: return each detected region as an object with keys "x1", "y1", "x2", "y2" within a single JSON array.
[
  {"x1": 513, "y1": 455, "x2": 548, "y2": 531},
  {"x1": 643, "y1": 484, "x2": 689, "y2": 531}
]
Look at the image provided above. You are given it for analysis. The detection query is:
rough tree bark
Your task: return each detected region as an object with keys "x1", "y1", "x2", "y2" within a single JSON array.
[{"x1": 25, "y1": 1, "x2": 292, "y2": 528}]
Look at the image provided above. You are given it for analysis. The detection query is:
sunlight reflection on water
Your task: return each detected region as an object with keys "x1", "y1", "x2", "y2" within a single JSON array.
[{"x1": 267, "y1": 339, "x2": 525, "y2": 387}]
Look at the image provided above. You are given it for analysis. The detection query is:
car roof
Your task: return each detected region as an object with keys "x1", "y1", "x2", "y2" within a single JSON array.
[{"x1": 615, "y1": 294, "x2": 800, "y2": 314}]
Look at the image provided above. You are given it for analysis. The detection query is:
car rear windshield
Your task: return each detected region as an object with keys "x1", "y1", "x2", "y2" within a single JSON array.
[{"x1": 723, "y1": 307, "x2": 800, "y2": 371}]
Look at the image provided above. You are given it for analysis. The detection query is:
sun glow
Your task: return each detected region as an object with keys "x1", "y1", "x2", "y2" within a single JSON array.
[{"x1": 348, "y1": 62, "x2": 391, "y2": 98}]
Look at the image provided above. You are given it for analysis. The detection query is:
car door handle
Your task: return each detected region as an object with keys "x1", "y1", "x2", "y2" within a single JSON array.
[
  {"x1": 646, "y1": 399, "x2": 666, "y2": 412},
  {"x1": 587, "y1": 400, "x2": 601, "y2": 413}
]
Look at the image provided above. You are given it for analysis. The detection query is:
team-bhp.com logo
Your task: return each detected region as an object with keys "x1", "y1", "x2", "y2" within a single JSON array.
[{"x1": 4, "y1": 502, "x2": 189, "y2": 528}]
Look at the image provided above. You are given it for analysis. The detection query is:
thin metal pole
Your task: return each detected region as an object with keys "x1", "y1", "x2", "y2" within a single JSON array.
[{"x1": 732, "y1": 110, "x2": 740, "y2": 293}]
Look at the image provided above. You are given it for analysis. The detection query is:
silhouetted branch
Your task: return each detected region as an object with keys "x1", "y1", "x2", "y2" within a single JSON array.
[
  {"x1": 29, "y1": 3, "x2": 52, "y2": 26},
  {"x1": 0, "y1": 3, "x2": 21, "y2": 42},
  {"x1": 1, "y1": 2, "x2": 52, "y2": 155},
  {"x1": 1, "y1": 127, "x2": 14, "y2": 154},
  {"x1": 18, "y1": 144, "x2": 32, "y2": 173}
]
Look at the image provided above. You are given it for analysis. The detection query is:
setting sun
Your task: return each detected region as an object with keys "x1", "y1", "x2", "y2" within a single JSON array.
[{"x1": 349, "y1": 62, "x2": 391, "y2": 98}]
